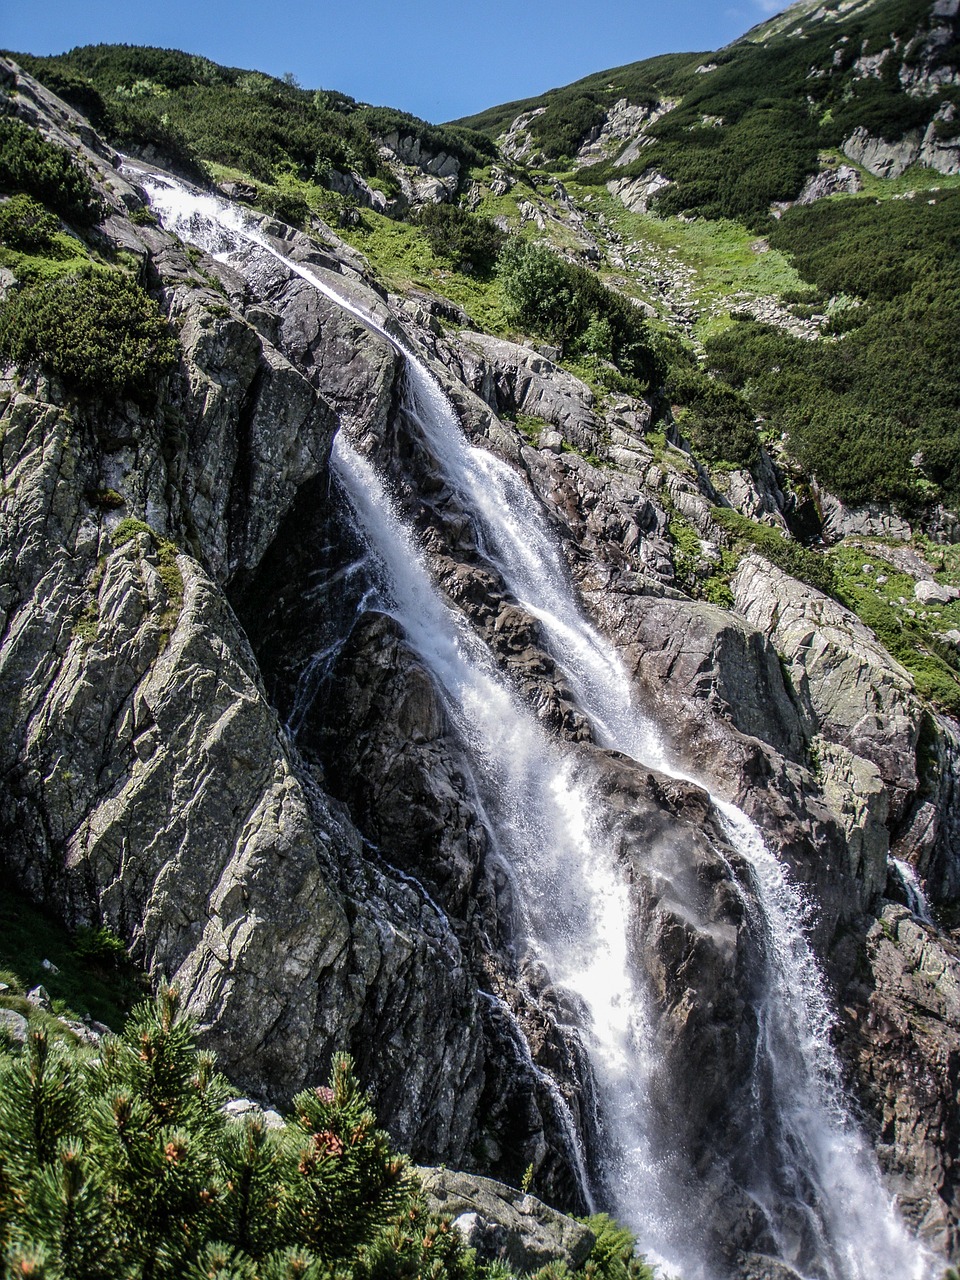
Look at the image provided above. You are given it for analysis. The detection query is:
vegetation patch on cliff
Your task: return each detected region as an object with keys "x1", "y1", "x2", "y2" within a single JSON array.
[{"x1": 0, "y1": 266, "x2": 178, "y2": 400}]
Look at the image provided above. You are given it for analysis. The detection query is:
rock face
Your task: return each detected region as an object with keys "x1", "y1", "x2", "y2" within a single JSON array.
[
  {"x1": 844, "y1": 905, "x2": 960, "y2": 1254},
  {"x1": 842, "y1": 118, "x2": 960, "y2": 178},
  {"x1": 418, "y1": 1168, "x2": 596, "y2": 1271},
  {"x1": 2, "y1": 57, "x2": 960, "y2": 1279}
]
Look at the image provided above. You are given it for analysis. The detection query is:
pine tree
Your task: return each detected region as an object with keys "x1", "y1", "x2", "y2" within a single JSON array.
[{"x1": 282, "y1": 1054, "x2": 409, "y2": 1261}]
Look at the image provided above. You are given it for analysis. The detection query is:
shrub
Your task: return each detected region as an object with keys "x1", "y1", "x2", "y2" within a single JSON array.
[
  {"x1": 0, "y1": 266, "x2": 178, "y2": 399},
  {"x1": 73, "y1": 925, "x2": 127, "y2": 967},
  {"x1": 497, "y1": 239, "x2": 661, "y2": 388},
  {"x1": 0, "y1": 984, "x2": 467, "y2": 1280},
  {"x1": 667, "y1": 364, "x2": 758, "y2": 467},
  {"x1": 0, "y1": 193, "x2": 62, "y2": 253},
  {"x1": 415, "y1": 203, "x2": 505, "y2": 275},
  {"x1": 579, "y1": 1213, "x2": 656, "y2": 1280},
  {"x1": 0, "y1": 116, "x2": 102, "y2": 225}
]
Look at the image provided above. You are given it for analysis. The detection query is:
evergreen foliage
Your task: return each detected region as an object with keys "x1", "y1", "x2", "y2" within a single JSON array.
[
  {"x1": 665, "y1": 359, "x2": 759, "y2": 467},
  {"x1": 0, "y1": 117, "x2": 102, "y2": 226},
  {"x1": 0, "y1": 194, "x2": 62, "y2": 254},
  {"x1": 0, "y1": 986, "x2": 655, "y2": 1280},
  {"x1": 414, "y1": 204, "x2": 505, "y2": 275},
  {"x1": 0, "y1": 986, "x2": 431, "y2": 1279},
  {"x1": 497, "y1": 240, "x2": 662, "y2": 390},
  {"x1": 0, "y1": 266, "x2": 178, "y2": 400}
]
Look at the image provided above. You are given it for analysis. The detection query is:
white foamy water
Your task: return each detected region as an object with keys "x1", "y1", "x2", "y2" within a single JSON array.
[
  {"x1": 138, "y1": 171, "x2": 937, "y2": 1280},
  {"x1": 891, "y1": 857, "x2": 935, "y2": 925}
]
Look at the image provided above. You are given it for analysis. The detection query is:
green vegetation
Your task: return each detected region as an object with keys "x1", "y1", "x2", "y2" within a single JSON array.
[
  {"x1": 666, "y1": 356, "x2": 758, "y2": 467},
  {"x1": 13, "y1": 46, "x2": 494, "y2": 205},
  {"x1": 497, "y1": 240, "x2": 662, "y2": 390},
  {"x1": 354, "y1": 106, "x2": 496, "y2": 172},
  {"x1": 453, "y1": 52, "x2": 704, "y2": 150},
  {"x1": 573, "y1": 0, "x2": 948, "y2": 223},
  {"x1": 704, "y1": 190, "x2": 960, "y2": 508},
  {"x1": 110, "y1": 520, "x2": 184, "y2": 643},
  {"x1": 461, "y1": 0, "x2": 952, "y2": 224},
  {"x1": 830, "y1": 545, "x2": 960, "y2": 717},
  {"x1": 0, "y1": 982, "x2": 662, "y2": 1280},
  {"x1": 579, "y1": 1215, "x2": 656, "y2": 1280},
  {"x1": 0, "y1": 116, "x2": 102, "y2": 225},
  {"x1": 415, "y1": 203, "x2": 505, "y2": 275},
  {"x1": 711, "y1": 507, "x2": 838, "y2": 598},
  {"x1": 0, "y1": 194, "x2": 62, "y2": 253},
  {"x1": 0, "y1": 879, "x2": 143, "y2": 1030},
  {"x1": 567, "y1": 185, "x2": 811, "y2": 341},
  {"x1": 0, "y1": 267, "x2": 178, "y2": 400}
]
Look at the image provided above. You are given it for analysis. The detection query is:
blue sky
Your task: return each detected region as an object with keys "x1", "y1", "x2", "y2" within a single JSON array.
[{"x1": 5, "y1": 0, "x2": 787, "y2": 123}]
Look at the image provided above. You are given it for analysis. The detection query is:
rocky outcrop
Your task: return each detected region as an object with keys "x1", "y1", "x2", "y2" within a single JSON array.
[
  {"x1": 733, "y1": 555, "x2": 920, "y2": 818},
  {"x1": 795, "y1": 163, "x2": 863, "y2": 205},
  {"x1": 843, "y1": 904, "x2": 960, "y2": 1256},
  {"x1": 573, "y1": 98, "x2": 671, "y2": 169},
  {"x1": 607, "y1": 171, "x2": 672, "y2": 214},
  {"x1": 842, "y1": 116, "x2": 960, "y2": 178},
  {"x1": 419, "y1": 1167, "x2": 596, "y2": 1271}
]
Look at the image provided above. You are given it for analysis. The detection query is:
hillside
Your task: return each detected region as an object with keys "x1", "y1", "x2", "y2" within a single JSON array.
[{"x1": 2, "y1": 5, "x2": 960, "y2": 1278}]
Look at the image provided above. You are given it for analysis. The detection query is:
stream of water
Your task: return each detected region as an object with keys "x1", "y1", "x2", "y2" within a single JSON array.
[{"x1": 138, "y1": 172, "x2": 936, "y2": 1280}]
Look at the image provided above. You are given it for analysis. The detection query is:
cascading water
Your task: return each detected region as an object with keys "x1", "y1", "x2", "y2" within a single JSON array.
[
  {"x1": 138, "y1": 171, "x2": 938, "y2": 1280},
  {"x1": 891, "y1": 857, "x2": 935, "y2": 925}
]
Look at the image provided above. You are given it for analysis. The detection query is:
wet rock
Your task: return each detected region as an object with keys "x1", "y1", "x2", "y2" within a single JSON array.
[{"x1": 843, "y1": 904, "x2": 960, "y2": 1259}]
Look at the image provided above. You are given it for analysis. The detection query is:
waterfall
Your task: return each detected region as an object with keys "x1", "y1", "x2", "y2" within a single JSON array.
[
  {"x1": 891, "y1": 857, "x2": 935, "y2": 925},
  {"x1": 137, "y1": 171, "x2": 938, "y2": 1280}
]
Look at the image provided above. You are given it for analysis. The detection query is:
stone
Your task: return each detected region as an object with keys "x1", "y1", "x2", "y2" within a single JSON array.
[
  {"x1": 738, "y1": 1255, "x2": 806, "y2": 1280},
  {"x1": 0, "y1": 1008, "x2": 29, "y2": 1046},
  {"x1": 795, "y1": 163, "x2": 863, "y2": 205},
  {"x1": 26, "y1": 986, "x2": 50, "y2": 1009},
  {"x1": 915, "y1": 579, "x2": 958, "y2": 605},
  {"x1": 418, "y1": 1168, "x2": 595, "y2": 1271}
]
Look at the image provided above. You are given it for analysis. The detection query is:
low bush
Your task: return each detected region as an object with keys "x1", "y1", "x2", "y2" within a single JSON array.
[
  {"x1": 0, "y1": 986, "x2": 429, "y2": 1279},
  {"x1": 0, "y1": 193, "x2": 62, "y2": 252},
  {"x1": 667, "y1": 364, "x2": 758, "y2": 467},
  {"x1": 0, "y1": 266, "x2": 178, "y2": 399},
  {"x1": 497, "y1": 239, "x2": 661, "y2": 388},
  {"x1": 0, "y1": 116, "x2": 102, "y2": 225},
  {"x1": 415, "y1": 203, "x2": 505, "y2": 275}
]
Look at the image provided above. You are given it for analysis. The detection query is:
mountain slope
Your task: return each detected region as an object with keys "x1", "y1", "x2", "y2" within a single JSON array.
[
  {"x1": 2, "y1": 18, "x2": 960, "y2": 1278},
  {"x1": 456, "y1": 0, "x2": 959, "y2": 219}
]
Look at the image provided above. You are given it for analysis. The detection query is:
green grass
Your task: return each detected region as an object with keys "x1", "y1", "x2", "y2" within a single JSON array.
[
  {"x1": 337, "y1": 208, "x2": 512, "y2": 333},
  {"x1": 0, "y1": 877, "x2": 145, "y2": 1030},
  {"x1": 570, "y1": 184, "x2": 812, "y2": 340},
  {"x1": 830, "y1": 542, "x2": 960, "y2": 716}
]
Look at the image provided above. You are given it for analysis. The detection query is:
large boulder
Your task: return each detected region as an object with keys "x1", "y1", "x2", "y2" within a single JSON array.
[{"x1": 419, "y1": 1168, "x2": 596, "y2": 1271}]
